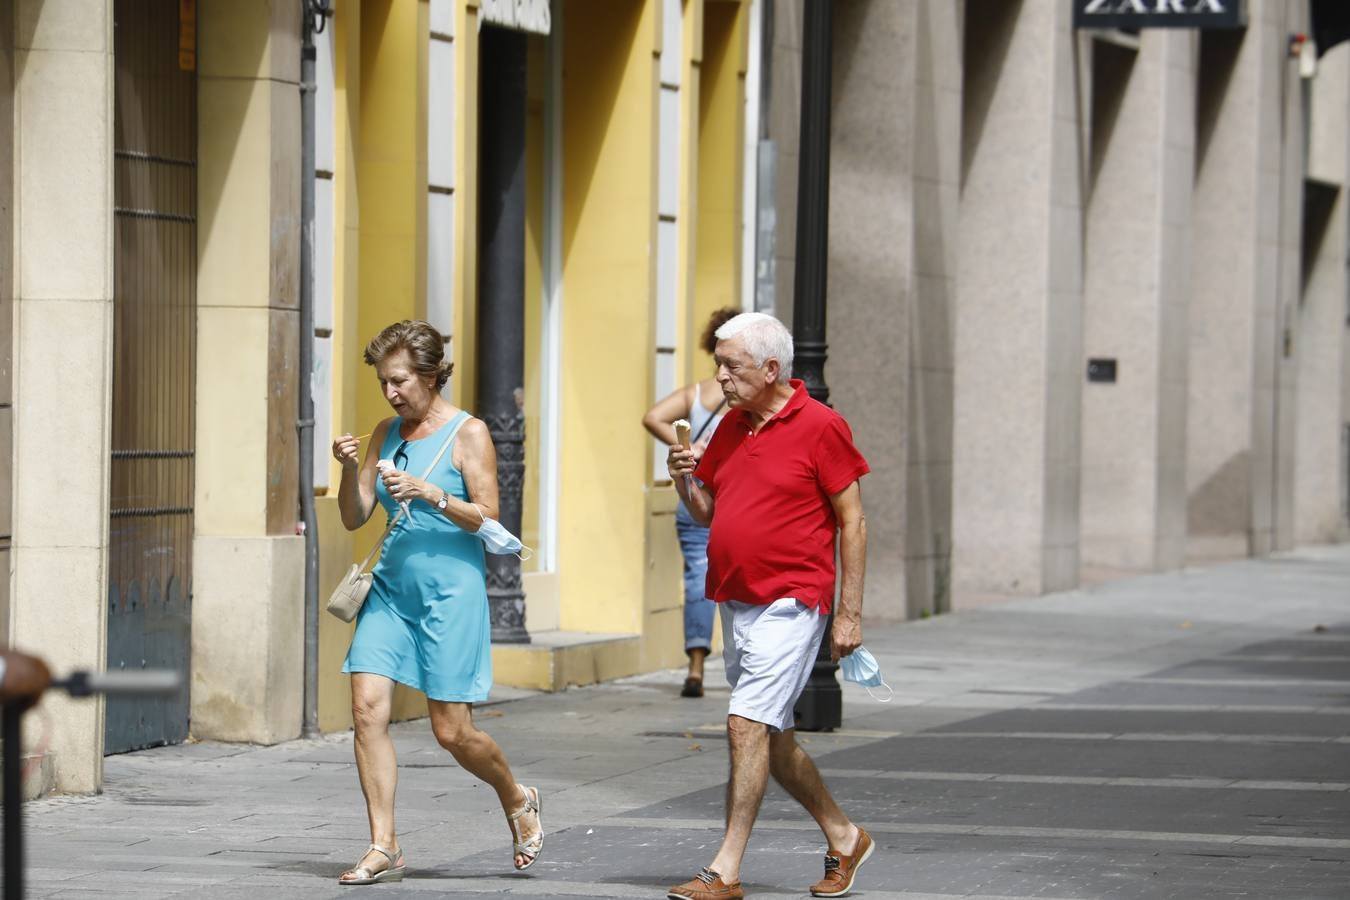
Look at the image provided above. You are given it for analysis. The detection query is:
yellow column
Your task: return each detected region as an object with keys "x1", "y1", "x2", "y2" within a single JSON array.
[
  {"x1": 558, "y1": 3, "x2": 660, "y2": 635},
  {"x1": 454, "y1": 0, "x2": 481, "y2": 408},
  {"x1": 193, "y1": 0, "x2": 305, "y2": 745},
  {"x1": 354, "y1": 0, "x2": 431, "y2": 721},
  {"x1": 357, "y1": 0, "x2": 429, "y2": 422},
  {"x1": 694, "y1": 1, "x2": 748, "y2": 338}
]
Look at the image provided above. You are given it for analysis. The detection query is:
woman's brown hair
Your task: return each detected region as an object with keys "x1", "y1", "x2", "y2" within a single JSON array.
[
  {"x1": 700, "y1": 306, "x2": 742, "y2": 355},
  {"x1": 363, "y1": 320, "x2": 454, "y2": 389}
]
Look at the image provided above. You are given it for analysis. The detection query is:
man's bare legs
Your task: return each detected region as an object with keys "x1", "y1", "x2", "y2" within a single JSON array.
[
  {"x1": 704, "y1": 719, "x2": 860, "y2": 885},
  {"x1": 768, "y1": 729, "x2": 859, "y2": 853},
  {"x1": 706, "y1": 715, "x2": 771, "y2": 883},
  {"x1": 427, "y1": 700, "x2": 540, "y2": 869},
  {"x1": 346, "y1": 674, "x2": 401, "y2": 881}
]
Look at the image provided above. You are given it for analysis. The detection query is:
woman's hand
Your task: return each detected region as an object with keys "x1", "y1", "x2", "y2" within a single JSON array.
[
  {"x1": 332, "y1": 433, "x2": 361, "y2": 469},
  {"x1": 380, "y1": 465, "x2": 433, "y2": 504}
]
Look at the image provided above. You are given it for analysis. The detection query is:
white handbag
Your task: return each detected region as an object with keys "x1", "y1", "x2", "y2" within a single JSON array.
[{"x1": 326, "y1": 416, "x2": 466, "y2": 622}]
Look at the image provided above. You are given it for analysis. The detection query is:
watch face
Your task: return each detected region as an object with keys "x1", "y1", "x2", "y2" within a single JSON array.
[{"x1": 437, "y1": 494, "x2": 449, "y2": 509}]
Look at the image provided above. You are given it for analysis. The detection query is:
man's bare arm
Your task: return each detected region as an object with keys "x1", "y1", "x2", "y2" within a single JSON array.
[
  {"x1": 668, "y1": 444, "x2": 715, "y2": 526},
  {"x1": 828, "y1": 480, "x2": 866, "y2": 661}
]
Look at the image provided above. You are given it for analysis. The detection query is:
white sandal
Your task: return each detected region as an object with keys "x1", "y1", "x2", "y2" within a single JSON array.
[
  {"x1": 339, "y1": 843, "x2": 406, "y2": 885},
  {"x1": 507, "y1": 784, "x2": 544, "y2": 870}
]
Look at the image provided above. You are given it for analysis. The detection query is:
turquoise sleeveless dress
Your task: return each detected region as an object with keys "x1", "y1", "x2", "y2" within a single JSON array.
[{"x1": 342, "y1": 411, "x2": 493, "y2": 702}]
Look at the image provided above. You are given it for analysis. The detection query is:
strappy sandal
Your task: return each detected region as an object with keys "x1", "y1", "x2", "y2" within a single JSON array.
[
  {"x1": 338, "y1": 843, "x2": 406, "y2": 885},
  {"x1": 507, "y1": 783, "x2": 543, "y2": 871}
]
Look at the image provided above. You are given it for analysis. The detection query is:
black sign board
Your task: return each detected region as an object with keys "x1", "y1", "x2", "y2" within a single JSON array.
[
  {"x1": 1074, "y1": 0, "x2": 1247, "y2": 30},
  {"x1": 1087, "y1": 358, "x2": 1118, "y2": 383}
]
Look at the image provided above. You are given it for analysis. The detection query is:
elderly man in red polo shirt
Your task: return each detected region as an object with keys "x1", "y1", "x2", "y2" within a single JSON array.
[{"x1": 665, "y1": 312, "x2": 873, "y2": 900}]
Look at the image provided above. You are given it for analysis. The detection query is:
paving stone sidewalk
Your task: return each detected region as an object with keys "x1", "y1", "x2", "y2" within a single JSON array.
[{"x1": 20, "y1": 545, "x2": 1350, "y2": 899}]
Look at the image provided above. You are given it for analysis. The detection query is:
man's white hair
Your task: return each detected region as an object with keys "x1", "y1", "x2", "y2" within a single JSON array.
[{"x1": 714, "y1": 312, "x2": 794, "y2": 379}]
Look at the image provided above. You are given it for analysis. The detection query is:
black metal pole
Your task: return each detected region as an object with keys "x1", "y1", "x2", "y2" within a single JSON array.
[
  {"x1": 477, "y1": 26, "x2": 530, "y2": 644},
  {"x1": 298, "y1": 0, "x2": 327, "y2": 739},
  {"x1": 791, "y1": 0, "x2": 841, "y2": 733},
  {"x1": 3, "y1": 704, "x2": 23, "y2": 900}
]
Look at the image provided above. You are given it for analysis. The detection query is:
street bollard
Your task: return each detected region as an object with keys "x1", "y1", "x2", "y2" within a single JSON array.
[{"x1": 2, "y1": 668, "x2": 180, "y2": 900}]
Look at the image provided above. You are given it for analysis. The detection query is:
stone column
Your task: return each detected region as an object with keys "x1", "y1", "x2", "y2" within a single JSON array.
[
  {"x1": 953, "y1": 0, "x2": 1084, "y2": 598},
  {"x1": 1186, "y1": 4, "x2": 1290, "y2": 561},
  {"x1": 191, "y1": 0, "x2": 304, "y2": 744},
  {"x1": 1080, "y1": 32, "x2": 1195, "y2": 575},
  {"x1": 1295, "y1": 43, "x2": 1350, "y2": 543},
  {"x1": 828, "y1": 0, "x2": 960, "y2": 620},
  {"x1": 1269, "y1": 0, "x2": 1308, "y2": 553},
  {"x1": 10, "y1": 0, "x2": 116, "y2": 793}
]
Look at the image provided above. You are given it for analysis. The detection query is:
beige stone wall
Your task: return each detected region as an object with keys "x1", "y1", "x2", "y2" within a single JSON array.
[
  {"x1": 772, "y1": 0, "x2": 1345, "y2": 609},
  {"x1": 1186, "y1": 3, "x2": 1297, "y2": 562},
  {"x1": 10, "y1": 0, "x2": 116, "y2": 793},
  {"x1": 1080, "y1": 31, "x2": 1195, "y2": 575},
  {"x1": 1296, "y1": 44, "x2": 1350, "y2": 544},
  {"x1": 1269, "y1": 0, "x2": 1308, "y2": 553},
  {"x1": 191, "y1": 0, "x2": 305, "y2": 745},
  {"x1": 827, "y1": 1, "x2": 913, "y2": 621},
  {"x1": 0, "y1": 0, "x2": 14, "y2": 642},
  {"x1": 827, "y1": 0, "x2": 959, "y2": 619},
  {"x1": 765, "y1": 0, "x2": 800, "y2": 323},
  {"x1": 952, "y1": 0, "x2": 1083, "y2": 598}
]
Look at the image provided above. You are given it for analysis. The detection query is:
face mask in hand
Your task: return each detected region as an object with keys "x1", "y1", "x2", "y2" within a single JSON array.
[
  {"x1": 470, "y1": 504, "x2": 534, "y2": 561},
  {"x1": 839, "y1": 646, "x2": 892, "y2": 702}
]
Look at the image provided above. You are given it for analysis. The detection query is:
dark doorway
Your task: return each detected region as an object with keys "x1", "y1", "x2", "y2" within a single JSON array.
[{"x1": 106, "y1": 0, "x2": 197, "y2": 754}]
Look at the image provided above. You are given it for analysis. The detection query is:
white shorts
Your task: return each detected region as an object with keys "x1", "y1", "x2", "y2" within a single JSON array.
[{"x1": 720, "y1": 598, "x2": 828, "y2": 733}]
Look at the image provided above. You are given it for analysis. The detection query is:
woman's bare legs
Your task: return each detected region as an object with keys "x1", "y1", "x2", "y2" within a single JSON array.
[
  {"x1": 428, "y1": 700, "x2": 540, "y2": 869},
  {"x1": 345, "y1": 673, "x2": 402, "y2": 880},
  {"x1": 687, "y1": 646, "x2": 708, "y2": 681}
]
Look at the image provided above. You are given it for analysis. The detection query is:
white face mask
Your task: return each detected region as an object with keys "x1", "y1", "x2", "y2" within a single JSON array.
[
  {"x1": 471, "y1": 504, "x2": 534, "y2": 561},
  {"x1": 839, "y1": 646, "x2": 892, "y2": 702}
]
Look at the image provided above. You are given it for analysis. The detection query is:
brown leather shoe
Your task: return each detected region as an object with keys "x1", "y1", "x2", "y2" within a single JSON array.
[
  {"x1": 809, "y1": 826, "x2": 874, "y2": 897},
  {"x1": 667, "y1": 867, "x2": 744, "y2": 900}
]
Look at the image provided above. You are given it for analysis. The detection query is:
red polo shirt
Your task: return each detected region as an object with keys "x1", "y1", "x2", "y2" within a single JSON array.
[{"x1": 694, "y1": 379, "x2": 869, "y2": 614}]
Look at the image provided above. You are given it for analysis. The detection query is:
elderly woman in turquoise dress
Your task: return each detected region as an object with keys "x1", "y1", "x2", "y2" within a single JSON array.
[{"x1": 330, "y1": 320, "x2": 542, "y2": 885}]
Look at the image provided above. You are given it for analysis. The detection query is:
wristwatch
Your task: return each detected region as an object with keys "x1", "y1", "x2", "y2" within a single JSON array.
[{"x1": 436, "y1": 492, "x2": 449, "y2": 512}]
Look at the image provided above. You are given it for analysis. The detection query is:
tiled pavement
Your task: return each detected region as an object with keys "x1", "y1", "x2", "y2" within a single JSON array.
[{"x1": 20, "y1": 545, "x2": 1350, "y2": 898}]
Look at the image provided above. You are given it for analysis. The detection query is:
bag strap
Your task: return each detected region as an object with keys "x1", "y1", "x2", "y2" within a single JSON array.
[
  {"x1": 690, "y1": 398, "x2": 726, "y2": 444},
  {"x1": 355, "y1": 412, "x2": 470, "y2": 572}
]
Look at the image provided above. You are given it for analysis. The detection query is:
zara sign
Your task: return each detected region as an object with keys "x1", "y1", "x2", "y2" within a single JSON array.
[{"x1": 1073, "y1": 0, "x2": 1247, "y2": 30}]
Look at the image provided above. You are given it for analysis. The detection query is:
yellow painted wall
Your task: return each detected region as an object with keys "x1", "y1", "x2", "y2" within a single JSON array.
[
  {"x1": 558, "y1": 1, "x2": 659, "y2": 635},
  {"x1": 639, "y1": 0, "x2": 746, "y2": 673},
  {"x1": 521, "y1": 33, "x2": 549, "y2": 567},
  {"x1": 641, "y1": 0, "x2": 704, "y2": 673},
  {"x1": 679, "y1": 0, "x2": 705, "y2": 383},
  {"x1": 315, "y1": 0, "x2": 751, "y2": 715},
  {"x1": 452, "y1": 0, "x2": 480, "y2": 409},
  {"x1": 319, "y1": 0, "x2": 433, "y2": 725},
  {"x1": 694, "y1": 1, "x2": 746, "y2": 344}
]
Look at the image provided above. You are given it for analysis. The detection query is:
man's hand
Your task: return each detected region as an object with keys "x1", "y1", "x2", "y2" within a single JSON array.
[
  {"x1": 667, "y1": 444, "x2": 697, "y2": 480},
  {"x1": 830, "y1": 615, "x2": 863, "y2": 663}
]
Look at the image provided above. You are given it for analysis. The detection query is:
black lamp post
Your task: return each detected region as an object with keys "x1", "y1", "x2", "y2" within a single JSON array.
[
  {"x1": 477, "y1": 26, "x2": 530, "y2": 644},
  {"x1": 791, "y1": 0, "x2": 841, "y2": 732}
]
